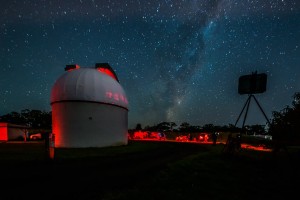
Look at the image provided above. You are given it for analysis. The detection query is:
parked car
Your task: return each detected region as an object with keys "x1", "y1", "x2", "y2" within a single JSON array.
[{"x1": 30, "y1": 133, "x2": 42, "y2": 140}]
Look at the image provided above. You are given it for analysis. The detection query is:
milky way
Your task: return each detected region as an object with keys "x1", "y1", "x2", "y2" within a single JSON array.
[{"x1": 1, "y1": 0, "x2": 299, "y2": 129}]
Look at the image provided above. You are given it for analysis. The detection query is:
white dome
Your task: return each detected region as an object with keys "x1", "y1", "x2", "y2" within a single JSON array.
[{"x1": 50, "y1": 67, "x2": 128, "y2": 109}]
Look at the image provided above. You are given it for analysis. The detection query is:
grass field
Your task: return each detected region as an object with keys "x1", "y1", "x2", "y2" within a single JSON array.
[{"x1": 0, "y1": 140, "x2": 299, "y2": 200}]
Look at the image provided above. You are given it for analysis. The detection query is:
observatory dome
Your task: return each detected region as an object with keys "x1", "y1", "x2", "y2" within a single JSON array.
[
  {"x1": 50, "y1": 67, "x2": 128, "y2": 109},
  {"x1": 50, "y1": 64, "x2": 128, "y2": 148}
]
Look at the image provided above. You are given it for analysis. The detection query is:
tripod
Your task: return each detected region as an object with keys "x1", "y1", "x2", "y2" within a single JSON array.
[{"x1": 235, "y1": 94, "x2": 270, "y2": 129}]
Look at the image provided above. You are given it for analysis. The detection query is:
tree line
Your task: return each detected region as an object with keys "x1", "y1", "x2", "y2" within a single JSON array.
[
  {"x1": 134, "y1": 92, "x2": 300, "y2": 141},
  {"x1": 1, "y1": 92, "x2": 299, "y2": 141},
  {"x1": 0, "y1": 109, "x2": 51, "y2": 130},
  {"x1": 132, "y1": 121, "x2": 265, "y2": 135}
]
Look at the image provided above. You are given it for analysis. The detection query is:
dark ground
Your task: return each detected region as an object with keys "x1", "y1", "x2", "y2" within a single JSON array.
[{"x1": 0, "y1": 140, "x2": 299, "y2": 200}]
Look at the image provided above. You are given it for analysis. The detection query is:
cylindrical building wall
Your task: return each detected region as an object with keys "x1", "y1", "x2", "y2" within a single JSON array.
[{"x1": 52, "y1": 101, "x2": 128, "y2": 148}]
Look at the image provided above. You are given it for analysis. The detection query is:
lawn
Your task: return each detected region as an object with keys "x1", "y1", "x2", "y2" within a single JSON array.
[{"x1": 0, "y1": 140, "x2": 299, "y2": 200}]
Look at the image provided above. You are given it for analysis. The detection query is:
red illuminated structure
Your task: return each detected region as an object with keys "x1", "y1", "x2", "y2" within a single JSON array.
[
  {"x1": 0, "y1": 122, "x2": 29, "y2": 141},
  {"x1": 133, "y1": 131, "x2": 148, "y2": 139},
  {"x1": 51, "y1": 63, "x2": 128, "y2": 148},
  {"x1": 132, "y1": 131, "x2": 166, "y2": 140}
]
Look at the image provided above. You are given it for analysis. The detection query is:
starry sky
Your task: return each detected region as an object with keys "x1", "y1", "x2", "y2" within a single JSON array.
[{"x1": 1, "y1": 0, "x2": 299, "y2": 129}]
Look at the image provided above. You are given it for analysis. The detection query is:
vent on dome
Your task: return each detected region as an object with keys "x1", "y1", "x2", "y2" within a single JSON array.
[
  {"x1": 65, "y1": 64, "x2": 80, "y2": 71},
  {"x1": 95, "y1": 63, "x2": 119, "y2": 82}
]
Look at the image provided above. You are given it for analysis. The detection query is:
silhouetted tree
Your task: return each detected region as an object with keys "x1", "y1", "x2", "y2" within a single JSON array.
[
  {"x1": 203, "y1": 124, "x2": 214, "y2": 132},
  {"x1": 169, "y1": 122, "x2": 177, "y2": 131},
  {"x1": 143, "y1": 124, "x2": 158, "y2": 131},
  {"x1": 245, "y1": 124, "x2": 266, "y2": 135},
  {"x1": 227, "y1": 123, "x2": 241, "y2": 132},
  {"x1": 268, "y1": 92, "x2": 300, "y2": 143},
  {"x1": 179, "y1": 122, "x2": 190, "y2": 132},
  {"x1": 156, "y1": 122, "x2": 170, "y2": 131},
  {"x1": 135, "y1": 123, "x2": 142, "y2": 130},
  {"x1": 0, "y1": 109, "x2": 52, "y2": 129}
]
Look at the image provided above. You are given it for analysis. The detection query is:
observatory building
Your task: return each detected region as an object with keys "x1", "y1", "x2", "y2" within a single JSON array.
[{"x1": 50, "y1": 63, "x2": 128, "y2": 148}]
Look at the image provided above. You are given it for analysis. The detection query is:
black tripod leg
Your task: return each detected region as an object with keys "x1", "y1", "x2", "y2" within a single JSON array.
[
  {"x1": 252, "y1": 95, "x2": 271, "y2": 124},
  {"x1": 235, "y1": 95, "x2": 251, "y2": 126},
  {"x1": 242, "y1": 95, "x2": 252, "y2": 129}
]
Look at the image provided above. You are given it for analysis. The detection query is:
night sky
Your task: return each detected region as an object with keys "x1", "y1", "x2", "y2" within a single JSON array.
[{"x1": 1, "y1": 0, "x2": 299, "y2": 129}]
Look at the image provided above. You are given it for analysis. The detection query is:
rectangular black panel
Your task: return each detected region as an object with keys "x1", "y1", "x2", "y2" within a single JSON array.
[{"x1": 238, "y1": 73, "x2": 267, "y2": 94}]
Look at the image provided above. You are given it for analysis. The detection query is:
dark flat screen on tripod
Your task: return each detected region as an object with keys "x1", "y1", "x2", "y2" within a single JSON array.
[{"x1": 238, "y1": 73, "x2": 267, "y2": 94}]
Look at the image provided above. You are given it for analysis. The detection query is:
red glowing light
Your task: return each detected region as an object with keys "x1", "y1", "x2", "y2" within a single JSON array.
[
  {"x1": 113, "y1": 93, "x2": 119, "y2": 101},
  {"x1": 0, "y1": 124, "x2": 8, "y2": 141},
  {"x1": 105, "y1": 91, "x2": 128, "y2": 104},
  {"x1": 241, "y1": 144, "x2": 272, "y2": 152},
  {"x1": 131, "y1": 131, "x2": 166, "y2": 141},
  {"x1": 106, "y1": 91, "x2": 113, "y2": 98},
  {"x1": 98, "y1": 68, "x2": 118, "y2": 81},
  {"x1": 95, "y1": 63, "x2": 119, "y2": 82}
]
